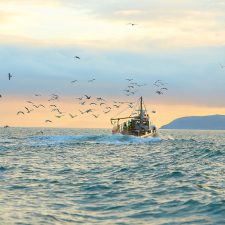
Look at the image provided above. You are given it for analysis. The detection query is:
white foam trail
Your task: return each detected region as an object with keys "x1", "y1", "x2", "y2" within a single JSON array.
[{"x1": 29, "y1": 134, "x2": 162, "y2": 145}]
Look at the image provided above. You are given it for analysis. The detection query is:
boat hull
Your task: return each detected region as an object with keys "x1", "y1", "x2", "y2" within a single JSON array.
[{"x1": 112, "y1": 130, "x2": 158, "y2": 138}]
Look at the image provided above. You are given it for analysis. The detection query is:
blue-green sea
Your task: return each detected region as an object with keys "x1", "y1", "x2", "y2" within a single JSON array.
[{"x1": 0, "y1": 128, "x2": 225, "y2": 225}]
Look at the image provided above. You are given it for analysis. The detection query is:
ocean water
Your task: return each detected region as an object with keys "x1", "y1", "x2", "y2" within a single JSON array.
[{"x1": 0, "y1": 128, "x2": 225, "y2": 225}]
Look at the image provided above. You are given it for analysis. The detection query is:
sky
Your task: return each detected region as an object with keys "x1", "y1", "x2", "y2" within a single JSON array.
[{"x1": 0, "y1": 0, "x2": 225, "y2": 128}]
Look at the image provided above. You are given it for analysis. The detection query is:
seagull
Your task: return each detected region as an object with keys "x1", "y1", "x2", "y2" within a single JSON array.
[
  {"x1": 85, "y1": 109, "x2": 94, "y2": 113},
  {"x1": 27, "y1": 101, "x2": 34, "y2": 104},
  {"x1": 51, "y1": 109, "x2": 64, "y2": 114},
  {"x1": 79, "y1": 110, "x2": 85, "y2": 114},
  {"x1": 126, "y1": 78, "x2": 133, "y2": 81},
  {"x1": 55, "y1": 115, "x2": 63, "y2": 118},
  {"x1": 92, "y1": 114, "x2": 100, "y2": 118},
  {"x1": 113, "y1": 105, "x2": 120, "y2": 108},
  {"x1": 104, "y1": 110, "x2": 111, "y2": 114},
  {"x1": 128, "y1": 85, "x2": 134, "y2": 88},
  {"x1": 33, "y1": 104, "x2": 39, "y2": 108},
  {"x1": 25, "y1": 107, "x2": 33, "y2": 113},
  {"x1": 156, "y1": 90, "x2": 163, "y2": 95},
  {"x1": 90, "y1": 103, "x2": 97, "y2": 105},
  {"x1": 80, "y1": 101, "x2": 85, "y2": 105},
  {"x1": 71, "y1": 80, "x2": 78, "y2": 83},
  {"x1": 106, "y1": 107, "x2": 111, "y2": 109},
  {"x1": 136, "y1": 84, "x2": 146, "y2": 87},
  {"x1": 127, "y1": 23, "x2": 138, "y2": 26},
  {"x1": 219, "y1": 63, "x2": 224, "y2": 69},
  {"x1": 160, "y1": 87, "x2": 168, "y2": 91},
  {"x1": 0, "y1": 94, "x2": 2, "y2": 98},
  {"x1": 45, "y1": 120, "x2": 52, "y2": 123},
  {"x1": 85, "y1": 95, "x2": 91, "y2": 99},
  {"x1": 74, "y1": 56, "x2": 80, "y2": 59},
  {"x1": 8, "y1": 73, "x2": 12, "y2": 80},
  {"x1": 88, "y1": 79, "x2": 95, "y2": 83},
  {"x1": 50, "y1": 104, "x2": 57, "y2": 107},
  {"x1": 35, "y1": 94, "x2": 41, "y2": 96},
  {"x1": 48, "y1": 94, "x2": 59, "y2": 101},
  {"x1": 17, "y1": 111, "x2": 24, "y2": 115},
  {"x1": 69, "y1": 113, "x2": 78, "y2": 118},
  {"x1": 76, "y1": 97, "x2": 83, "y2": 101},
  {"x1": 96, "y1": 97, "x2": 105, "y2": 101},
  {"x1": 152, "y1": 110, "x2": 156, "y2": 113},
  {"x1": 100, "y1": 103, "x2": 105, "y2": 106},
  {"x1": 128, "y1": 104, "x2": 133, "y2": 108}
]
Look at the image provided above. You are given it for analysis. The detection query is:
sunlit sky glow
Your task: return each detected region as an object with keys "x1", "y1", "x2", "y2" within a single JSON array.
[{"x1": 0, "y1": 0, "x2": 225, "y2": 128}]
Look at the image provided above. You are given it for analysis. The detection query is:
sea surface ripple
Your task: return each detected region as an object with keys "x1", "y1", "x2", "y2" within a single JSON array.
[{"x1": 0, "y1": 128, "x2": 225, "y2": 225}]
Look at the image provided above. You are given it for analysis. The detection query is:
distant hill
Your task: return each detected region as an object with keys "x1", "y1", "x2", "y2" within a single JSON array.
[{"x1": 161, "y1": 115, "x2": 225, "y2": 130}]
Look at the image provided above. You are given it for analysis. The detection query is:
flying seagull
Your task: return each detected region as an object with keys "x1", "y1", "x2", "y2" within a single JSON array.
[
  {"x1": 74, "y1": 56, "x2": 80, "y2": 59},
  {"x1": 85, "y1": 95, "x2": 91, "y2": 99},
  {"x1": 104, "y1": 110, "x2": 111, "y2": 114},
  {"x1": 127, "y1": 23, "x2": 138, "y2": 26},
  {"x1": 45, "y1": 120, "x2": 52, "y2": 123},
  {"x1": 69, "y1": 113, "x2": 77, "y2": 118},
  {"x1": 96, "y1": 97, "x2": 105, "y2": 101},
  {"x1": 50, "y1": 104, "x2": 57, "y2": 107},
  {"x1": 79, "y1": 110, "x2": 85, "y2": 114},
  {"x1": 71, "y1": 80, "x2": 78, "y2": 83},
  {"x1": 8, "y1": 73, "x2": 12, "y2": 80},
  {"x1": 55, "y1": 115, "x2": 64, "y2": 118},
  {"x1": 92, "y1": 114, "x2": 100, "y2": 118},
  {"x1": 88, "y1": 79, "x2": 95, "y2": 83},
  {"x1": 219, "y1": 63, "x2": 224, "y2": 69},
  {"x1": 156, "y1": 90, "x2": 163, "y2": 95},
  {"x1": 17, "y1": 111, "x2": 24, "y2": 115},
  {"x1": 85, "y1": 109, "x2": 94, "y2": 113},
  {"x1": 25, "y1": 107, "x2": 33, "y2": 113}
]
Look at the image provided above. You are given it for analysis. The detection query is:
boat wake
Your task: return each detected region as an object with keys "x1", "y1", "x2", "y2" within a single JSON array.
[{"x1": 28, "y1": 134, "x2": 163, "y2": 146}]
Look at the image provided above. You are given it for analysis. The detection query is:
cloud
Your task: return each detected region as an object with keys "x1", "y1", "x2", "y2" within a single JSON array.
[{"x1": 0, "y1": 0, "x2": 224, "y2": 50}]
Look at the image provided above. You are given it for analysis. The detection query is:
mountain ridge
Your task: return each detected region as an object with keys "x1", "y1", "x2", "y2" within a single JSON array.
[{"x1": 160, "y1": 114, "x2": 225, "y2": 130}]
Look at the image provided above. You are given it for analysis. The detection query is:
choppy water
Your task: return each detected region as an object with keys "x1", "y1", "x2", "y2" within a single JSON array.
[{"x1": 0, "y1": 128, "x2": 225, "y2": 225}]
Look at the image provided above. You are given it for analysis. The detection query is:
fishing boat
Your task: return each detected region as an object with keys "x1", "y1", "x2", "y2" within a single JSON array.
[{"x1": 110, "y1": 96, "x2": 158, "y2": 138}]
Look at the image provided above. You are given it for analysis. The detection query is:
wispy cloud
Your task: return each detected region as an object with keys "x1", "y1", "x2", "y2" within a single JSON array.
[{"x1": 0, "y1": 0, "x2": 224, "y2": 49}]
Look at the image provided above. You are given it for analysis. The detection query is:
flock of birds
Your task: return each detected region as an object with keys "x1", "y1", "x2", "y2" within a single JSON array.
[
  {"x1": 14, "y1": 77, "x2": 150, "y2": 124},
  {"x1": 0, "y1": 70, "x2": 170, "y2": 125},
  {"x1": 1, "y1": 60, "x2": 225, "y2": 125},
  {"x1": 0, "y1": 20, "x2": 224, "y2": 126}
]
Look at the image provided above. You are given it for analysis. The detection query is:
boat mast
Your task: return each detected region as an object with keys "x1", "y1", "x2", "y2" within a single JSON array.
[{"x1": 140, "y1": 96, "x2": 143, "y2": 124}]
